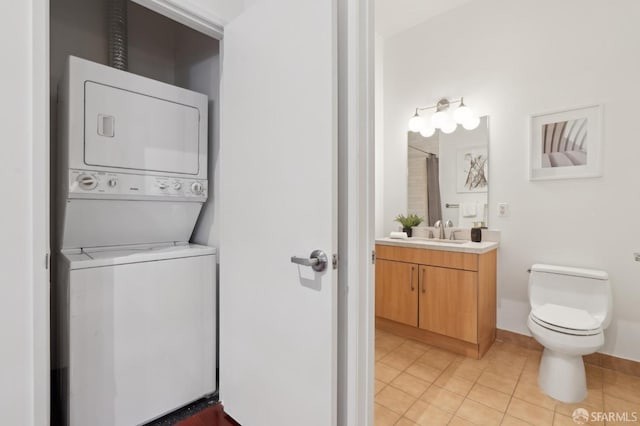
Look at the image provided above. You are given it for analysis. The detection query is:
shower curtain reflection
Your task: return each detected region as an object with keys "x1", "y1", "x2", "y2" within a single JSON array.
[{"x1": 426, "y1": 155, "x2": 442, "y2": 226}]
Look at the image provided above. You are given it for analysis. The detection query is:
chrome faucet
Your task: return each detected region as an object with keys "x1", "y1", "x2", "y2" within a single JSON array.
[
  {"x1": 434, "y1": 220, "x2": 445, "y2": 239},
  {"x1": 449, "y1": 229, "x2": 458, "y2": 240}
]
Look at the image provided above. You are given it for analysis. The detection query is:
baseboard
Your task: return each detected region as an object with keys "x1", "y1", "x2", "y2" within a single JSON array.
[
  {"x1": 496, "y1": 329, "x2": 640, "y2": 378},
  {"x1": 376, "y1": 317, "x2": 490, "y2": 359}
]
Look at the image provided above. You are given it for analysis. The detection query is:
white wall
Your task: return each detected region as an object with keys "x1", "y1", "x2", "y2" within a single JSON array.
[
  {"x1": 0, "y1": 0, "x2": 48, "y2": 424},
  {"x1": 374, "y1": 34, "x2": 385, "y2": 237},
  {"x1": 381, "y1": 0, "x2": 640, "y2": 361}
]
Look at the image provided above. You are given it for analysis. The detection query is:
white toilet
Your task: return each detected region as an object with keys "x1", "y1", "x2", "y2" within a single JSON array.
[{"x1": 527, "y1": 264, "x2": 612, "y2": 403}]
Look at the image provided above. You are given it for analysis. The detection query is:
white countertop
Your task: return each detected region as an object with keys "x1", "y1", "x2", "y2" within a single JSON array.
[{"x1": 376, "y1": 237, "x2": 499, "y2": 254}]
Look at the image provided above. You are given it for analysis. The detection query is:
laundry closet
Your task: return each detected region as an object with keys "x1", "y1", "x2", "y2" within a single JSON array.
[{"x1": 49, "y1": 0, "x2": 221, "y2": 424}]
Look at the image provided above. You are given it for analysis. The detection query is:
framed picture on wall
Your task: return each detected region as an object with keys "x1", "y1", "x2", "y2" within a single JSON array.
[
  {"x1": 529, "y1": 104, "x2": 603, "y2": 180},
  {"x1": 456, "y1": 146, "x2": 488, "y2": 193}
]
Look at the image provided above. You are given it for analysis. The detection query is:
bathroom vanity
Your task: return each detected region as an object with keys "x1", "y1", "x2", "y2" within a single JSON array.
[{"x1": 375, "y1": 238, "x2": 498, "y2": 359}]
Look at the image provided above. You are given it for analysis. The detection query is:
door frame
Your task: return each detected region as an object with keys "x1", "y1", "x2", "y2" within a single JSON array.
[
  {"x1": 30, "y1": 0, "x2": 375, "y2": 424},
  {"x1": 33, "y1": 0, "x2": 51, "y2": 424},
  {"x1": 337, "y1": 0, "x2": 375, "y2": 424}
]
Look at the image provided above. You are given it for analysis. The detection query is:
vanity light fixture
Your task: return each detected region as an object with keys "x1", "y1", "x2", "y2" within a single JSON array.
[{"x1": 408, "y1": 97, "x2": 480, "y2": 135}]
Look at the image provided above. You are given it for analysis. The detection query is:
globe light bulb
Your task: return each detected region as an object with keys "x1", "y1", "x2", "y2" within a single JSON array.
[
  {"x1": 431, "y1": 110, "x2": 448, "y2": 129},
  {"x1": 408, "y1": 113, "x2": 424, "y2": 132},
  {"x1": 419, "y1": 123, "x2": 436, "y2": 138},
  {"x1": 440, "y1": 119, "x2": 457, "y2": 134},
  {"x1": 462, "y1": 115, "x2": 481, "y2": 130},
  {"x1": 454, "y1": 104, "x2": 473, "y2": 124}
]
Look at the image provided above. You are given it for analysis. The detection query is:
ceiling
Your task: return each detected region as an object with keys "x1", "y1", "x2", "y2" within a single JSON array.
[{"x1": 375, "y1": 0, "x2": 476, "y2": 38}]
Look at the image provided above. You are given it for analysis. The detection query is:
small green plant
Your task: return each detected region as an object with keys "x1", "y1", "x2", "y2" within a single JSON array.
[{"x1": 394, "y1": 213, "x2": 424, "y2": 228}]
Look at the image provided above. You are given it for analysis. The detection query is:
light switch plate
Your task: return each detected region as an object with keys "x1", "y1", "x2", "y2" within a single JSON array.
[{"x1": 497, "y1": 202, "x2": 509, "y2": 217}]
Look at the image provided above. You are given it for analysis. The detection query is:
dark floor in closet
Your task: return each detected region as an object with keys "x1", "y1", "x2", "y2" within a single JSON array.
[{"x1": 144, "y1": 397, "x2": 240, "y2": 426}]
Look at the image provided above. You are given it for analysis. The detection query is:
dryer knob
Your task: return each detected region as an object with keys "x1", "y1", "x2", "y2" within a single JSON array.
[
  {"x1": 108, "y1": 178, "x2": 118, "y2": 188},
  {"x1": 77, "y1": 173, "x2": 98, "y2": 190},
  {"x1": 173, "y1": 182, "x2": 183, "y2": 190},
  {"x1": 191, "y1": 182, "x2": 203, "y2": 195}
]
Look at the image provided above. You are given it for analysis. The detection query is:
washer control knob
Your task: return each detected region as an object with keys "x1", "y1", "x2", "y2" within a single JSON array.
[
  {"x1": 158, "y1": 181, "x2": 169, "y2": 190},
  {"x1": 173, "y1": 181, "x2": 183, "y2": 191},
  {"x1": 77, "y1": 173, "x2": 98, "y2": 190},
  {"x1": 107, "y1": 178, "x2": 118, "y2": 188},
  {"x1": 191, "y1": 182, "x2": 203, "y2": 195}
]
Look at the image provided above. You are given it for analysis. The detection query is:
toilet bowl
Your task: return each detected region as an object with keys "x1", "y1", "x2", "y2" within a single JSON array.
[{"x1": 527, "y1": 264, "x2": 611, "y2": 403}]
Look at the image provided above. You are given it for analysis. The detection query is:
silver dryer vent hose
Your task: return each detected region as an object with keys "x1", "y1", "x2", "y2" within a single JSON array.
[{"x1": 108, "y1": 0, "x2": 128, "y2": 71}]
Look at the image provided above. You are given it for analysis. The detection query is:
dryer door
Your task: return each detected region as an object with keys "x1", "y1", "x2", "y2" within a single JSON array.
[{"x1": 84, "y1": 81, "x2": 201, "y2": 175}]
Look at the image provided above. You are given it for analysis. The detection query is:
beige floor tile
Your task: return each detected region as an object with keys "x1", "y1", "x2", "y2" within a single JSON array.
[
  {"x1": 415, "y1": 348, "x2": 458, "y2": 370},
  {"x1": 553, "y1": 412, "x2": 606, "y2": 426},
  {"x1": 552, "y1": 413, "x2": 576, "y2": 426},
  {"x1": 484, "y1": 360, "x2": 525, "y2": 381},
  {"x1": 448, "y1": 416, "x2": 475, "y2": 426},
  {"x1": 404, "y1": 400, "x2": 453, "y2": 426},
  {"x1": 477, "y1": 371, "x2": 519, "y2": 395},
  {"x1": 381, "y1": 351, "x2": 424, "y2": 371},
  {"x1": 376, "y1": 348, "x2": 390, "y2": 361},
  {"x1": 456, "y1": 398, "x2": 504, "y2": 425},
  {"x1": 603, "y1": 370, "x2": 640, "y2": 405},
  {"x1": 603, "y1": 394, "x2": 640, "y2": 423},
  {"x1": 394, "y1": 343, "x2": 430, "y2": 359},
  {"x1": 375, "y1": 379, "x2": 386, "y2": 395},
  {"x1": 376, "y1": 386, "x2": 417, "y2": 415},
  {"x1": 420, "y1": 385, "x2": 465, "y2": 414},
  {"x1": 375, "y1": 402, "x2": 401, "y2": 426},
  {"x1": 500, "y1": 415, "x2": 530, "y2": 426},
  {"x1": 505, "y1": 397, "x2": 554, "y2": 426},
  {"x1": 512, "y1": 380, "x2": 557, "y2": 411},
  {"x1": 554, "y1": 388, "x2": 604, "y2": 417},
  {"x1": 377, "y1": 362, "x2": 403, "y2": 384},
  {"x1": 518, "y1": 367, "x2": 539, "y2": 385},
  {"x1": 377, "y1": 334, "x2": 407, "y2": 353},
  {"x1": 406, "y1": 362, "x2": 444, "y2": 383},
  {"x1": 401, "y1": 339, "x2": 434, "y2": 353},
  {"x1": 394, "y1": 417, "x2": 419, "y2": 426},
  {"x1": 391, "y1": 373, "x2": 431, "y2": 398},
  {"x1": 467, "y1": 383, "x2": 512, "y2": 412},
  {"x1": 433, "y1": 372, "x2": 475, "y2": 396},
  {"x1": 445, "y1": 359, "x2": 485, "y2": 383}
]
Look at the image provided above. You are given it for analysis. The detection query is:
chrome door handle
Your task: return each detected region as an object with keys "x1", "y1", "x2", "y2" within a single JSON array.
[{"x1": 291, "y1": 250, "x2": 328, "y2": 272}]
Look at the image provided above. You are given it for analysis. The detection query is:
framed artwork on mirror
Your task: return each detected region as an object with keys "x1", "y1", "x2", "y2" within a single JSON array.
[{"x1": 457, "y1": 146, "x2": 488, "y2": 193}]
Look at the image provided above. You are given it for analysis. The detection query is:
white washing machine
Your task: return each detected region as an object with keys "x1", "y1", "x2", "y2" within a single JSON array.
[
  {"x1": 54, "y1": 57, "x2": 216, "y2": 425},
  {"x1": 57, "y1": 244, "x2": 216, "y2": 426}
]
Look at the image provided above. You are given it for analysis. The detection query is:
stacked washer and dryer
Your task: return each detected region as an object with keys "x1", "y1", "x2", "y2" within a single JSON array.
[{"x1": 54, "y1": 56, "x2": 216, "y2": 425}]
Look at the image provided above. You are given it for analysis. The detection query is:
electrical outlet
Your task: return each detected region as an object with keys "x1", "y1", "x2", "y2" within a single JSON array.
[{"x1": 497, "y1": 202, "x2": 510, "y2": 217}]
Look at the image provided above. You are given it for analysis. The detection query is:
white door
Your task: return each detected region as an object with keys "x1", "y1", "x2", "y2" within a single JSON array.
[{"x1": 219, "y1": 0, "x2": 337, "y2": 424}]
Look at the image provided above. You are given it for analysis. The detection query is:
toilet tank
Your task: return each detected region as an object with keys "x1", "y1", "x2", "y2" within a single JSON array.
[{"x1": 529, "y1": 264, "x2": 612, "y2": 328}]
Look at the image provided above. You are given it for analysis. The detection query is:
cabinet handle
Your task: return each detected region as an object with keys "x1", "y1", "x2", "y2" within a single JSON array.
[
  {"x1": 410, "y1": 266, "x2": 415, "y2": 291},
  {"x1": 421, "y1": 269, "x2": 426, "y2": 293}
]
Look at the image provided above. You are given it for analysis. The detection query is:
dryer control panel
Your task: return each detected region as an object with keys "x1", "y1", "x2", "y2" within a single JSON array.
[{"x1": 68, "y1": 169, "x2": 208, "y2": 201}]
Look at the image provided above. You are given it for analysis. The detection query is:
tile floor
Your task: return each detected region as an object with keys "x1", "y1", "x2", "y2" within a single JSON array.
[{"x1": 375, "y1": 329, "x2": 640, "y2": 426}]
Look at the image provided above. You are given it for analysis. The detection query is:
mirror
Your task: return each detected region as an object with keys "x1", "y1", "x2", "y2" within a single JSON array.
[{"x1": 407, "y1": 116, "x2": 489, "y2": 228}]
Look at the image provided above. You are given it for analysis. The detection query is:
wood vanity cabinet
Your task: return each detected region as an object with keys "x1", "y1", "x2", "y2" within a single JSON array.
[{"x1": 375, "y1": 244, "x2": 497, "y2": 359}]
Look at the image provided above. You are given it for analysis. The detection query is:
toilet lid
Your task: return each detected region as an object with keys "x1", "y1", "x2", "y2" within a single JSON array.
[{"x1": 532, "y1": 303, "x2": 600, "y2": 331}]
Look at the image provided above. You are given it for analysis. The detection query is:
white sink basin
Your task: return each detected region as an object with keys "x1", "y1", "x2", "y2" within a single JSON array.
[{"x1": 410, "y1": 238, "x2": 469, "y2": 244}]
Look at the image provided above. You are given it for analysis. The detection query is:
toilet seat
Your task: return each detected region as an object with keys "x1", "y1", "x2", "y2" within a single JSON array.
[{"x1": 531, "y1": 304, "x2": 601, "y2": 336}]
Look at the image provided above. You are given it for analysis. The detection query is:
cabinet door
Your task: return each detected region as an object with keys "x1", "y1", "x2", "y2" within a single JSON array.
[
  {"x1": 375, "y1": 260, "x2": 419, "y2": 326},
  {"x1": 419, "y1": 266, "x2": 478, "y2": 343}
]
